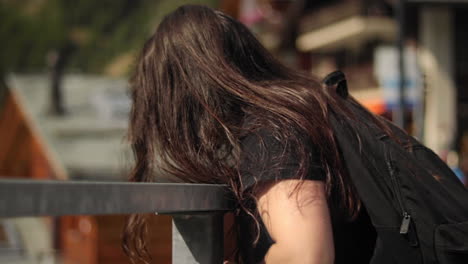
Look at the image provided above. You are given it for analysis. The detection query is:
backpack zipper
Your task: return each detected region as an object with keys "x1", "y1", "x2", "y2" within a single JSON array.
[
  {"x1": 385, "y1": 153, "x2": 411, "y2": 235},
  {"x1": 400, "y1": 212, "x2": 411, "y2": 234}
]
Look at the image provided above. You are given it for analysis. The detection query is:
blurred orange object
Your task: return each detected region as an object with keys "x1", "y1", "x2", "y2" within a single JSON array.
[{"x1": 362, "y1": 98, "x2": 386, "y2": 115}]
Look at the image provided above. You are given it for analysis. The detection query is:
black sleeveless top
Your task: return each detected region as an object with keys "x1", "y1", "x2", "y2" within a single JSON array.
[{"x1": 238, "y1": 129, "x2": 376, "y2": 263}]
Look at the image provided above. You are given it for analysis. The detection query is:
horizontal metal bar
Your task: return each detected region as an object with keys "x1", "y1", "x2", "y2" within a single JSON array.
[{"x1": 0, "y1": 179, "x2": 233, "y2": 217}]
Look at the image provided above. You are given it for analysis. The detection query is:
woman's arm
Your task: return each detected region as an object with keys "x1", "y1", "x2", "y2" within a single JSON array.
[{"x1": 255, "y1": 179, "x2": 334, "y2": 264}]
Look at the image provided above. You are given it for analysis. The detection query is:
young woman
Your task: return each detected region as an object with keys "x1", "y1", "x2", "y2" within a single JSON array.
[{"x1": 124, "y1": 5, "x2": 377, "y2": 264}]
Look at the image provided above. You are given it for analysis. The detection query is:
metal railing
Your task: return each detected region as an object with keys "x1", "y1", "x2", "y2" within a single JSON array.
[{"x1": 0, "y1": 179, "x2": 234, "y2": 264}]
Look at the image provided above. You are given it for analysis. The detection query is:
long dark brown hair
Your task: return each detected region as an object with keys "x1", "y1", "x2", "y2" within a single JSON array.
[{"x1": 123, "y1": 5, "x2": 370, "y2": 263}]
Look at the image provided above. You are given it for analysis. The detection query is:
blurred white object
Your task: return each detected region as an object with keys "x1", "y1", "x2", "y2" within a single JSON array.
[
  {"x1": 0, "y1": 218, "x2": 57, "y2": 264},
  {"x1": 374, "y1": 45, "x2": 423, "y2": 108}
]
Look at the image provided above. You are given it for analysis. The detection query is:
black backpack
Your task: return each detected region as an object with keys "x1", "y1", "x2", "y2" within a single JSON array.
[{"x1": 323, "y1": 71, "x2": 468, "y2": 264}]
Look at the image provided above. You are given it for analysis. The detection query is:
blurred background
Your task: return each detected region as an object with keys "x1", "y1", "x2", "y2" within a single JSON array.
[{"x1": 0, "y1": 0, "x2": 467, "y2": 263}]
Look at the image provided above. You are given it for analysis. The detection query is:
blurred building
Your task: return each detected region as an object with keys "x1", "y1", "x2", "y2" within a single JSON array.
[{"x1": 0, "y1": 75, "x2": 172, "y2": 263}]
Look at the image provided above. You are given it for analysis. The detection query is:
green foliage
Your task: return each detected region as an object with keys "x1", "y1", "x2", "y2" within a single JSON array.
[{"x1": 0, "y1": 0, "x2": 218, "y2": 75}]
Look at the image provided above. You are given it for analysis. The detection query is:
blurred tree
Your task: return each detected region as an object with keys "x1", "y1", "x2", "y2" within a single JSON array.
[{"x1": 0, "y1": 0, "x2": 217, "y2": 115}]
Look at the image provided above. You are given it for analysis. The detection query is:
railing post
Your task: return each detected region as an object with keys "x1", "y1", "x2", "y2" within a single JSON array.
[{"x1": 172, "y1": 213, "x2": 224, "y2": 264}]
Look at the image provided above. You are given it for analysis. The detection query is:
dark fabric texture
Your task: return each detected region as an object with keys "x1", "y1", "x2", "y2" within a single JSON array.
[
  {"x1": 324, "y1": 70, "x2": 468, "y2": 264},
  {"x1": 238, "y1": 129, "x2": 376, "y2": 264},
  {"x1": 239, "y1": 128, "x2": 326, "y2": 191}
]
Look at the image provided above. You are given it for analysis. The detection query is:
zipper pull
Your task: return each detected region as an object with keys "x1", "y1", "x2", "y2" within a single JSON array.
[{"x1": 399, "y1": 212, "x2": 411, "y2": 235}]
